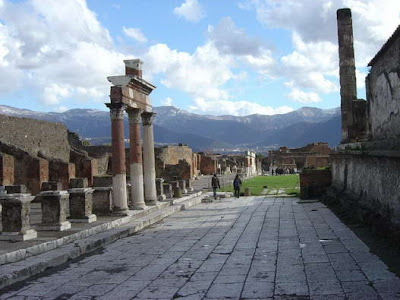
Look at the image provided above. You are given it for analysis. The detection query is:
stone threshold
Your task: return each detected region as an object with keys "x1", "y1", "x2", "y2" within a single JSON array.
[{"x1": 0, "y1": 192, "x2": 203, "y2": 269}]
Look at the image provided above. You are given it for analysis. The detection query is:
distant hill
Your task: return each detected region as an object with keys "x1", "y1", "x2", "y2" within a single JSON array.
[{"x1": 0, "y1": 105, "x2": 341, "y2": 151}]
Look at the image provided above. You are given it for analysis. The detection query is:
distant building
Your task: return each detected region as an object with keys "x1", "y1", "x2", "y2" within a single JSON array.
[{"x1": 268, "y1": 142, "x2": 332, "y2": 173}]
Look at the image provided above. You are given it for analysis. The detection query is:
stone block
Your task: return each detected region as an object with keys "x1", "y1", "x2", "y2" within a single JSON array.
[
  {"x1": 244, "y1": 188, "x2": 251, "y2": 196},
  {"x1": 68, "y1": 188, "x2": 96, "y2": 223},
  {"x1": 0, "y1": 194, "x2": 37, "y2": 241},
  {"x1": 92, "y1": 187, "x2": 113, "y2": 215},
  {"x1": 93, "y1": 175, "x2": 113, "y2": 187},
  {"x1": 163, "y1": 183, "x2": 173, "y2": 198},
  {"x1": 0, "y1": 153, "x2": 14, "y2": 186},
  {"x1": 37, "y1": 191, "x2": 71, "y2": 231},
  {"x1": 156, "y1": 178, "x2": 166, "y2": 201},
  {"x1": 69, "y1": 178, "x2": 88, "y2": 189},
  {"x1": 5, "y1": 185, "x2": 27, "y2": 194},
  {"x1": 41, "y1": 181, "x2": 63, "y2": 191}
]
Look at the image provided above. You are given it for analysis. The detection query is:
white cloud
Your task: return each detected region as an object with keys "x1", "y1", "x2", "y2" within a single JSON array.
[
  {"x1": 173, "y1": 0, "x2": 205, "y2": 23},
  {"x1": 287, "y1": 88, "x2": 322, "y2": 103},
  {"x1": 188, "y1": 98, "x2": 294, "y2": 116},
  {"x1": 144, "y1": 42, "x2": 234, "y2": 101},
  {"x1": 162, "y1": 97, "x2": 173, "y2": 106},
  {"x1": 123, "y1": 27, "x2": 147, "y2": 43},
  {"x1": 0, "y1": 0, "x2": 125, "y2": 107}
]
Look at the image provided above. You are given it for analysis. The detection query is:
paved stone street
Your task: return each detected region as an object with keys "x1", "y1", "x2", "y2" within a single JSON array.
[{"x1": 1, "y1": 196, "x2": 399, "y2": 300}]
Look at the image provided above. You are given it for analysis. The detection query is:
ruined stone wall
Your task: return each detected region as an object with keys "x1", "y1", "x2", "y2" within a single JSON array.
[
  {"x1": 367, "y1": 33, "x2": 400, "y2": 142},
  {"x1": 330, "y1": 152, "x2": 400, "y2": 236},
  {"x1": 200, "y1": 155, "x2": 216, "y2": 175},
  {"x1": 0, "y1": 114, "x2": 70, "y2": 162},
  {"x1": 155, "y1": 145, "x2": 193, "y2": 166}
]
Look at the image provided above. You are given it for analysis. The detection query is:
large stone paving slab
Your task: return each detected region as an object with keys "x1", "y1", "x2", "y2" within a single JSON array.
[{"x1": 0, "y1": 196, "x2": 399, "y2": 299}]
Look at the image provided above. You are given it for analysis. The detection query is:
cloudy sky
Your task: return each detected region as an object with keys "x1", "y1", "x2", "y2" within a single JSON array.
[{"x1": 0, "y1": 0, "x2": 399, "y2": 116}]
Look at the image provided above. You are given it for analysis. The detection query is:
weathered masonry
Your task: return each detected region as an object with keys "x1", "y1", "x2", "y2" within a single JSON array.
[
  {"x1": 106, "y1": 59, "x2": 157, "y2": 214},
  {"x1": 328, "y1": 8, "x2": 400, "y2": 241}
]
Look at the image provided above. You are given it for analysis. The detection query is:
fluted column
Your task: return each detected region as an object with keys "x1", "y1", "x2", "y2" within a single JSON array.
[
  {"x1": 141, "y1": 112, "x2": 157, "y2": 206},
  {"x1": 107, "y1": 103, "x2": 129, "y2": 215},
  {"x1": 127, "y1": 108, "x2": 146, "y2": 210}
]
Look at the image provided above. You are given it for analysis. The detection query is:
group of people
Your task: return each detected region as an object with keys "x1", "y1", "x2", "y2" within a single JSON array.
[{"x1": 211, "y1": 174, "x2": 243, "y2": 199}]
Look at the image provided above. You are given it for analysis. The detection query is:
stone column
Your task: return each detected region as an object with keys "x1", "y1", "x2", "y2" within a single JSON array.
[
  {"x1": 0, "y1": 194, "x2": 37, "y2": 241},
  {"x1": 106, "y1": 103, "x2": 129, "y2": 215},
  {"x1": 337, "y1": 8, "x2": 357, "y2": 142},
  {"x1": 141, "y1": 112, "x2": 158, "y2": 206},
  {"x1": 127, "y1": 108, "x2": 146, "y2": 210},
  {"x1": 156, "y1": 178, "x2": 166, "y2": 201}
]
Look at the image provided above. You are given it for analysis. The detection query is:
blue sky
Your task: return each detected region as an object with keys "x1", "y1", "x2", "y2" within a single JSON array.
[{"x1": 0, "y1": 0, "x2": 399, "y2": 116}]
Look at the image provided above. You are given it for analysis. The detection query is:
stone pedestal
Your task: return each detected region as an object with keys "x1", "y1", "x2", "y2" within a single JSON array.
[
  {"x1": 163, "y1": 183, "x2": 173, "y2": 198},
  {"x1": 173, "y1": 186, "x2": 182, "y2": 198},
  {"x1": 5, "y1": 185, "x2": 27, "y2": 194},
  {"x1": 142, "y1": 112, "x2": 158, "y2": 206},
  {"x1": 93, "y1": 187, "x2": 113, "y2": 215},
  {"x1": 41, "y1": 181, "x2": 63, "y2": 192},
  {"x1": 156, "y1": 178, "x2": 166, "y2": 201},
  {"x1": 0, "y1": 194, "x2": 37, "y2": 241},
  {"x1": 186, "y1": 179, "x2": 194, "y2": 192},
  {"x1": 178, "y1": 180, "x2": 188, "y2": 194},
  {"x1": 68, "y1": 188, "x2": 96, "y2": 223},
  {"x1": 37, "y1": 191, "x2": 71, "y2": 231}
]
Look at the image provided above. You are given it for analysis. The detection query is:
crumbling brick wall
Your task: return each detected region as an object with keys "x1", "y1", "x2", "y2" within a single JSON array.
[
  {"x1": 0, "y1": 152, "x2": 14, "y2": 185},
  {"x1": 0, "y1": 114, "x2": 70, "y2": 162}
]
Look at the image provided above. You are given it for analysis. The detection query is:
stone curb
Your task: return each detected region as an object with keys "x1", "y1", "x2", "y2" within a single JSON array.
[{"x1": 0, "y1": 192, "x2": 203, "y2": 290}]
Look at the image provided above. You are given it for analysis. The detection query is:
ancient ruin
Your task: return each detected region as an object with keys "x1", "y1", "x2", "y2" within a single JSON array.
[
  {"x1": 327, "y1": 8, "x2": 400, "y2": 240},
  {"x1": 106, "y1": 59, "x2": 157, "y2": 212}
]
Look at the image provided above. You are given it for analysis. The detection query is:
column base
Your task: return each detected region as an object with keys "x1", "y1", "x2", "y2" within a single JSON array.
[
  {"x1": 0, "y1": 229, "x2": 37, "y2": 241},
  {"x1": 68, "y1": 214, "x2": 97, "y2": 223},
  {"x1": 37, "y1": 221, "x2": 71, "y2": 231},
  {"x1": 112, "y1": 207, "x2": 130, "y2": 216},
  {"x1": 130, "y1": 204, "x2": 147, "y2": 210},
  {"x1": 145, "y1": 199, "x2": 158, "y2": 206}
]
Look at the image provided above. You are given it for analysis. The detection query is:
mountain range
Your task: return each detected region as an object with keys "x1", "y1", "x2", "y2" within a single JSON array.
[{"x1": 0, "y1": 105, "x2": 341, "y2": 152}]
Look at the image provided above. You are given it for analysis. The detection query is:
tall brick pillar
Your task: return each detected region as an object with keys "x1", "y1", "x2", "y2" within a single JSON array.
[
  {"x1": 127, "y1": 108, "x2": 146, "y2": 210},
  {"x1": 337, "y1": 8, "x2": 357, "y2": 143},
  {"x1": 107, "y1": 102, "x2": 129, "y2": 215},
  {"x1": 142, "y1": 112, "x2": 157, "y2": 206}
]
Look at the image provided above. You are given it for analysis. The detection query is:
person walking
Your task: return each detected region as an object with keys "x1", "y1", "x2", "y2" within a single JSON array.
[
  {"x1": 233, "y1": 174, "x2": 242, "y2": 198},
  {"x1": 211, "y1": 173, "x2": 220, "y2": 199}
]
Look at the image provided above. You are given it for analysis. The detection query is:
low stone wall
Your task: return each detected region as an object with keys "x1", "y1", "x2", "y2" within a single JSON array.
[
  {"x1": 300, "y1": 169, "x2": 331, "y2": 199},
  {"x1": 325, "y1": 151, "x2": 400, "y2": 241}
]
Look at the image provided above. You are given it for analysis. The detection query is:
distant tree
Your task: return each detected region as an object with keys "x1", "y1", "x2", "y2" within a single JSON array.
[{"x1": 81, "y1": 139, "x2": 91, "y2": 146}]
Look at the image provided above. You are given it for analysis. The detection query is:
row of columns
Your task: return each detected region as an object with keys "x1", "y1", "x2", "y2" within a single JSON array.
[{"x1": 107, "y1": 103, "x2": 157, "y2": 214}]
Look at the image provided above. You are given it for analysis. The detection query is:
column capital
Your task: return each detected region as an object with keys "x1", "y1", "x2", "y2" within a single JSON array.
[
  {"x1": 141, "y1": 112, "x2": 156, "y2": 126},
  {"x1": 126, "y1": 108, "x2": 143, "y2": 124},
  {"x1": 106, "y1": 103, "x2": 126, "y2": 120}
]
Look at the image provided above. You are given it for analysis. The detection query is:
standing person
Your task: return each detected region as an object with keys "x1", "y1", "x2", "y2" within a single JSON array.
[
  {"x1": 233, "y1": 174, "x2": 242, "y2": 198},
  {"x1": 211, "y1": 174, "x2": 220, "y2": 199}
]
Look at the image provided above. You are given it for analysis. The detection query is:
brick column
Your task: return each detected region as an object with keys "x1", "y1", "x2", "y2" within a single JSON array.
[
  {"x1": 337, "y1": 8, "x2": 357, "y2": 142},
  {"x1": 106, "y1": 103, "x2": 129, "y2": 215},
  {"x1": 127, "y1": 108, "x2": 146, "y2": 210},
  {"x1": 141, "y1": 112, "x2": 157, "y2": 206}
]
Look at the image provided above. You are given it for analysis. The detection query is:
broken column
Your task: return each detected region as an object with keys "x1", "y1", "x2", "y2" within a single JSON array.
[
  {"x1": 163, "y1": 182, "x2": 173, "y2": 198},
  {"x1": 68, "y1": 178, "x2": 96, "y2": 223},
  {"x1": 337, "y1": 8, "x2": 357, "y2": 142},
  {"x1": 142, "y1": 112, "x2": 158, "y2": 206},
  {"x1": 37, "y1": 190, "x2": 71, "y2": 231},
  {"x1": 106, "y1": 102, "x2": 129, "y2": 215},
  {"x1": 127, "y1": 108, "x2": 146, "y2": 210},
  {"x1": 0, "y1": 194, "x2": 37, "y2": 241}
]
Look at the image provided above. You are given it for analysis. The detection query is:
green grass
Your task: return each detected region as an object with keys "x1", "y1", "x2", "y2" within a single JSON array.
[{"x1": 219, "y1": 175, "x2": 300, "y2": 196}]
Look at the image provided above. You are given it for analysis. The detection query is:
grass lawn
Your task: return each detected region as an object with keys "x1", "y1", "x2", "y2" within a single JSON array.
[{"x1": 219, "y1": 174, "x2": 300, "y2": 196}]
